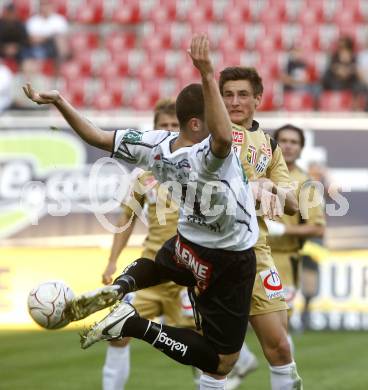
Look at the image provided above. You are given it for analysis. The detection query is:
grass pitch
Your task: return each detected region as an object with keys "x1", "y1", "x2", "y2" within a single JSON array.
[{"x1": 1, "y1": 329, "x2": 367, "y2": 390}]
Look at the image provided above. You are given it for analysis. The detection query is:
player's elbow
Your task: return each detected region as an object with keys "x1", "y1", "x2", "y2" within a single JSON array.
[
  {"x1": 211, "y1": 137, "x2": 232, "y2": 158},
  {"x1": 312, "y1": 224, "x2": 325, "y2": 238}
]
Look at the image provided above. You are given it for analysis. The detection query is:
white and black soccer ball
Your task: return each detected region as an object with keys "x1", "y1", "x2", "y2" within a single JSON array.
[{"x1": 27, "y1": 280, "x2": 75, "y2": 330}]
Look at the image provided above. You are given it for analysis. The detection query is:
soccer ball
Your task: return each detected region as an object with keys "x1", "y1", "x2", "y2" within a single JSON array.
[{"x1": 27, "y1": 280, "x2": 75, "y2": 329}]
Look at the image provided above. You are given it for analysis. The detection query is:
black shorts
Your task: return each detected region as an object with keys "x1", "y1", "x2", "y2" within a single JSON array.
[{"x1": 155, "y1": 233, "x2": 256, "y2": 354}]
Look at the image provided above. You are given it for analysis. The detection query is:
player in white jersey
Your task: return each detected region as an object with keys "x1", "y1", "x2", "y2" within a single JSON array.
[{"x1": 24, "y1": 35, "x2": 260, "y2": 390}]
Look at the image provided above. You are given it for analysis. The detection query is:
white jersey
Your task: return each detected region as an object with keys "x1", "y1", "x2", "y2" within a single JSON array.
[{"x1": 112, "y1": 129, "x2": 259, "y2": 251}]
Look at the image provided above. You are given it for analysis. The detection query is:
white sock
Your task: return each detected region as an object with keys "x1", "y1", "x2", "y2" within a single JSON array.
[
  {"x1": 103, "y1": 344, "x2": 130, "y2": 390},
  {"x1": 286, "y1": 334, "x2": 295, "y2": 357},
  {"x1": 236, "y1": 343, "x2": 255, "y2": 367},
  {"x1": 270, "y1": 361, "x2": 302, "y2": 390},
  {"x1": 200, "y1": 374, "x2": 227, "y2": 389}
]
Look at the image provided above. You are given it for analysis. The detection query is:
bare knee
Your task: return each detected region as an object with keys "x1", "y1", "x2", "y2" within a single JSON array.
[
  {"x1": 109, "y1": 337, "x2": 131, "y2": 347},
  {"x1": 264, "y1": 335, "x2": 291, "y2": 365},
  {"x1": 216, "y1": 352, "x2": 240, "y2": 376}
]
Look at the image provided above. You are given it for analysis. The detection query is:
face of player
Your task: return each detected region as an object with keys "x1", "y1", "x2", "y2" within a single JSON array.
[
  {"x1": 155, "y1": 113, "x2": 179, "y2": 132},
  {"x1": 277, "y1": 129, "x2": 303, "y2": 165},
  {"x1": 222, "y1": 80, "x2": 261, "y2": 127}
]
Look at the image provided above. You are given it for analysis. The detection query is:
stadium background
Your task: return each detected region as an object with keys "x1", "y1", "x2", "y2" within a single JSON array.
[{"x1": 1, "y1": 0, "x2": 368, "y2": 389}]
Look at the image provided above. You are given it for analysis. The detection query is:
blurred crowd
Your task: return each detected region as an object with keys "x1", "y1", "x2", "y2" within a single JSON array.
[
  {"x1": 281, "y1": 35, "x2": 368, "y2": 110},
  {"x1": 0, "y1": 0, "x2": 69, "y2": 112},
  {"x1": 1, "y1": 0, "x2": 368, "y2": 113}
]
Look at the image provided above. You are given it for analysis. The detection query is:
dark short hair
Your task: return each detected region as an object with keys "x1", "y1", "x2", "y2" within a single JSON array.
[
  {"x1": 153, "y1": 98, "x2": 176, "y2": 127},
  {"x1": 274, "y1": 124, "x2": 305, "y2": 148},
  {"x1": 219, "y1": 67, "x2": 264, "y2": 96},
  {"x1": 175, "y1": 83, "x2": 204, "y2": 127}
]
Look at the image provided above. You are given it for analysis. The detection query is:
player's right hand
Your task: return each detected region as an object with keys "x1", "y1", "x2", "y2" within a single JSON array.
[
  {"x1": 188, "y1": 34, "x2": 214, "y2": 77},
  {"x1": 22, "y1": 83, "x2": 61, "y2": 105},
  {"x1": 102, "y1": 263, "x2": 117, "y2": 285}
]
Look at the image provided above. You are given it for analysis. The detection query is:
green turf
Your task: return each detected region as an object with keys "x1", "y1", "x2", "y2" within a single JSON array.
[{"x1": 1, "y1": 330, "x2": 367, "y2": 389}]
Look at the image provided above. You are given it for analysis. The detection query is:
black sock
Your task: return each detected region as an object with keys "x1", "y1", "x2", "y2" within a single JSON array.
[
  {"x1": 123, "y1": 316, "x2": 219, "y2": 374},
  {"x1": 113, "y1": 258, "x2": 164, "y2": 296}
]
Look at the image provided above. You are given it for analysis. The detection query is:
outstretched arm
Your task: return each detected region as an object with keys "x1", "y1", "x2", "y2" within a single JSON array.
[
  {"x1": 22, "y1": 83, "x2": 114, "y2": 152},
  {"x1": 188, "y1": 35, "x2": 233, "y2": 158}
]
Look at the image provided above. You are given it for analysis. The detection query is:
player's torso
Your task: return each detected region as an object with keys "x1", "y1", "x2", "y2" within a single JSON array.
[
  {"x1": 149, "y1": 136, "x2": 257, "y2": 250},
  {"x1": 232, "y1": 122, "x2": 276, "y2": 250}
]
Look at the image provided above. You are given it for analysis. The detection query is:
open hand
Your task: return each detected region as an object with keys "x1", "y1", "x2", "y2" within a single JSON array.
[
  {"x1": 22, "y1": 83, "x2": 61, "y2": 105},
  {"x1": 188, "y1": 34, "x2": 214, "y2": 77}
]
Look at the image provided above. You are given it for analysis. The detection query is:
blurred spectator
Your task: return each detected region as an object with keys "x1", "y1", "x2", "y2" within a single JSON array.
[
  {"x1": 22, "y1": 0, "x2": 69, "y2": 75},
  {"x1": 321, "y1": 36, "x2": 360, "y2": 92},
  {"x1": 281, "y1": 46, "x2": 316, "y2": 93},
  {"x1": 357, "y1": 35, "x2": 368, "y2": 110},
  {"x1": 0, "y1": 59, "x2": 14, "y2": 113},
  {"x1": 0, "y1": 2, "x2": 29, "y2": 66}
]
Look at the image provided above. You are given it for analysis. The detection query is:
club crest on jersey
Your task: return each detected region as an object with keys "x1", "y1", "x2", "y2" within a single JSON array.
[
  {"x1": 260, "y1": 268, "x2": 284, "y2": 299},
  {"x1": 261, "y1": 143, "x2": 272, "y2": 158},
  {"x1": 255, "y1": 153, "x2": 270, "y2": 173},
  {"x1": 232, "y1": 130, "x2": 244, "y2": 144},
  {"x1": 122, "y1": 129, "x2": 143, "y2": 144},
  {"x1": 247, "y1": 145, "x2": 257, "y2": 165}
]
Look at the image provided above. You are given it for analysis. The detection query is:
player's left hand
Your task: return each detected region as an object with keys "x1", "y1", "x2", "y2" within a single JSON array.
[
  {"x1": 22, "y1": 83, "x2": 61, "y2": 105},
  {"x1": 188, "y1": 33, "x2": 214, "y2": 77}
]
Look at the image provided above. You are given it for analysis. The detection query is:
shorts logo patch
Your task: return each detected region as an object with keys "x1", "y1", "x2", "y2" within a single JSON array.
[
  {"x1": 247, "y1": 145, "x2": 257, "y2": 165},
  {"x1": 175, "y1": 238, "x2": 212, "y2": 291},
  {"x1": 260, "y1": 268, "x2": 284, "y2": 299}
]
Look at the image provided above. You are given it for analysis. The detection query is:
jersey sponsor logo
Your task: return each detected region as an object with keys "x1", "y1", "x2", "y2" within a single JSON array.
[
  {"x1": 255, "y1": 153, "x2": 270, "y2": 173},
  {"x1": 156, "y1": 155, "x2": 191, "y2": 170},
  {"x1": 260, "y1": 267, "x2": 284, "y2": 299},
  {"x1": 175, "y1": 238, "x2": 213, "y2": 291},
  {"x1": 156, "y1": 331, "x2": 188, "y2": 356},
  {"x1": 186, "y1": 215, "x2": 221, "y2": 233},
  {"x1": 122, "y1": 129, "x2": 143, "y2": 144},
  {"x1": 247, "y1": 145, "x2": 257, "y2": 165},
  {"x1": 232, "y1": 130, "x2": 244, "y2": 144}
]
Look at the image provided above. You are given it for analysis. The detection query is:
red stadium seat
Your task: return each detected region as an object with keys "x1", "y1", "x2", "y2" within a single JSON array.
[
  {"x1": 53, "y1": 0, "x2": 69, "y2": 17},
  {"x1": 59, "y1": 61, "x2": 83, "y2": 80},
  {"x1": 98, "y1": 61, "x2": 129, "y2": 79},
  {"x1": 12, "y1": 0, "x2": 32, "y2": 20},
  {"x1": 187, "y1": 5, "x2": 214, "y2": 28},
  {"x1": 61, "y1": 78, "x2": 90, "y2": 108},
  {"x1": 319, "y1": 91, "x2": 354, "y2": 111},
  {"x1": 150, "y1": 4, "x2": 177, "y2": 23},
  {"x1": 131, "y1": 91, "x2": 158, "y2": 111},
  {"x1": 258, "y1": 6, "x2": 286, "y2": 24},
  {"x1": 258, "y1": 90, "x2": 277, "y2": 112},
  {"x1": 283, "y1": 92, "x2": 314, "y2": 112},
  {"x1": 105, "y1": 32, "x2": 136, "y2": 54},
  {"x1": 111, "y1": 2, "x2": 141, "y2": 24},
  {"x1": 142, "y1": 32, "x2": 172, "y2": 51},
  {"x1": 92, "y1": 91, "x2": 123, "y2": 110},
  {"x1": 74, "y1": 1, "x2": 104, "y2": 24},
  {"x1": 218, "y1": 29, "x2": 249, "y2": 51},
  {"x1": 222, "y1": 6, "x2": 251, "y2": 24},
  {"x1": 73, "y1": 50, "x2": 93, "y2": 76},
  {"x1": 69, "y1": 31, "x2": 99, "y2": 53},
  {"x1": 297, "y1": 6, "x2": 324, "y2": 26}
]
